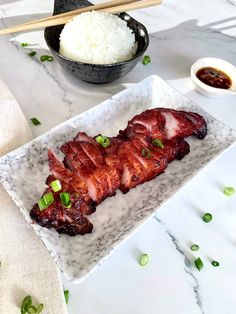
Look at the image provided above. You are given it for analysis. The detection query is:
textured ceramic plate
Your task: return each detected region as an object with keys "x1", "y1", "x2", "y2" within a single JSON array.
[{"x1": 0, "y1": 75, "x2": 236, "y2": 282}]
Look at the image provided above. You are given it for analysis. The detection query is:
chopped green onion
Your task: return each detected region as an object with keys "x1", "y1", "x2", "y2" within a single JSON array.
[
  {"x1": 43, "y1": 192, "x2": 54, "y2": 206},
  {"x1": 60, "y1": 192, "x2": 71, "y2": 208},
  {"x1": 38, "y1": 192, "x2": 54, "y2": 211},
  {"x1": 38, "y1": 198, "x2": 47, "y2": 211},
  {"x1": 152, "y1": 139, "x2": 164, "y2": 149},
  {"x1": 40, "y1": 55, "x2": 47, "y2": 62},
  {"x1": 28, "y1": 51, "x2": 36, "y2": 57},
  {"x1": 194, "y1": 257, "x2": 204, "y2": 271},
  {"x1": 212, "y1": 260, "x2": 220, "y2": 267},
  {"x1": 74, "y1": 192, "x2": 80, "y2": 198},
  {"x1": 139, "y1": 253, "x2": 149, "y2": 266},
  {"x1": 21, "y1": 295, "x2": 32, "y2": 314},
  {"x1": 141, "y1": 148, "x2": 151, "y2": 158},
  {"x1": 50, "y1": 179, "x2": 62, "y2": 192},
  {"x1": 223, "y1": 186, "x2": 235, "y2": 196},
  {"x1": 35, "y1": 304, "x2": 44, "y2": 314},
  {"x1": 47, "y1": 56, "x2": 53, "y2": 62},
  {"x1": 64, "y1": 290, "x2": 69, "y2": 304},
  {"x1": 202, "y1": 212, "x2": 212, "y2": 223},
  {"x1": 20, "y1": 295, "x2": 44, "y2": 314},
  {"x1": 40, "y1": 55, "x2": 54, "y2": 62},
  {"x1": 21, "y1": 43, "x2": 29, "y2": 47},
  {"x1": 142, "y1": 55, "x2": 151, "y2": 65},
  {"x1": 95, "y1": 135, "x2": 111, "y2": 148},
  {"x1": 191, "y1": 244, "x2": 199, "y2": 251},
  {"x1": 30, "y1": 117, "x2": 41, "y2": 126},
  {"x1": 26, "y1": 306, "x2": 37, "y2": 314}
]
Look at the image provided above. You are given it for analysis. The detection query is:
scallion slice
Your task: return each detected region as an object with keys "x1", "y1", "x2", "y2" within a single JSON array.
[
  {"x1": 38, "y1": 192, "x2": 54, "y2": 211},
  {"x1": 40, "y1": 55, "x2": 54, "y2": 62},
  {"x1": 30, "y1": 117, "x2": 41, "y2": 126},
  {"x1": 21, "y1": 295, "x2": 32, "y2": 314},
  {"x1": 20, "y1": 295, "x2": 44, "y2": 314},
  {"x1": 60, "y1": 192, "x2": 71, "y2": 208},
  {"x1": 139, "y1": 253, "x2": 149, "y2": 266},
  {"x1": 43, "y1": 192, "x2": 54, "y2": 206},
  {"x1": 64, "y1": 290, "x2": 69, "y2": 304},
  {"x1": 212, "y1": 260, "x2": 219, "y2": 267},
  {"x1": 194, "y1": 257, "x2": 203, "y2": 271},
  {"x1": 95, "y1": 135, "x2": 110, "y2": 148},
  {"x1": 38, "y1": 198, "x2": 47, "y2": 211},
  {"x1": 223, "y1": 186, "x2": 235, "y2": 196},
  {"x1": 28, "y1": 51, "x2": 36, "y2": 57},
  {"x1": 141, "y1": 148, "x2": 151, "y2": 158},
  {"x1": 202, "y1": 212, "x2": 212, "y2": 223},
  {"x1": 191, "y1": 244, "x2": 199, "y2": 251},
  {"x1": 26, "y1": 305, "x2": 37, "y2": 314},
  {"x1": 21, "y1": 43, "x2": 28, "y2": 47},
  {"x1": 142, "y1": 55, "x2": 151, "y2": 65},
  {"x1": 50, "y1": 179, "x2": 62, "y2": 192},
  {"x1": 152, "y1": 139, "x2": 164, "y2": 149},
  {"x1": 35, "y1": 304, "x2": 44, "y2": 314},
  {"x1": 47, "y1": 56, "x2": 53, "y2": 62}
]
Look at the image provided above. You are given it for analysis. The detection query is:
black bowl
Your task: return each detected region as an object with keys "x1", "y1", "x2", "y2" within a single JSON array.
[{"x1": 44, "y1": 1, "x2": 149, "y2": 84}]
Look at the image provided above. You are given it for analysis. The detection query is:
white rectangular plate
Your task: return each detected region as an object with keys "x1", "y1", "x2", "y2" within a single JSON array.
[{"x1": 0, "y1": 75, "x2": 235, "y2": 282}]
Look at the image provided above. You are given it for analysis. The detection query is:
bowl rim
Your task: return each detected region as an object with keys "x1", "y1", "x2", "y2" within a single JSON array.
[
  {"x1": 191, "y1": 57, "x2": 236, "y2": 96},
  {"x1": 44, "y1": 12, "x2": 149, "y2": 68}
]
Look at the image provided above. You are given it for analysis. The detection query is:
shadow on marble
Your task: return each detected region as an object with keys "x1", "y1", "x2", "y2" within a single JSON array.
[
  {"x1": 142, "y1": 18, "x2": 236, "y2": 81},
  {"x1": 59, "y1": 66, "x2": 128, "y2": 95},
  {"x1": 111, "y1": 18, "x2": 236, "y2": 85}
]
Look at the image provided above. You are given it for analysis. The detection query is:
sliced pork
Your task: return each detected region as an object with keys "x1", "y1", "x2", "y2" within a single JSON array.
[
  {"x1": 30, "y1": 108, "x2": 207, "y2": 236},
  {"x1": 120, "y1": 108, "x2": 207, "y2": 141}
]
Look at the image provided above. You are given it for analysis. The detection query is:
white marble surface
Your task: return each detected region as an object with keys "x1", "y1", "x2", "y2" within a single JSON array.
[{"x1": 0, "y1": 0, "x2": 236, "y2": 313}]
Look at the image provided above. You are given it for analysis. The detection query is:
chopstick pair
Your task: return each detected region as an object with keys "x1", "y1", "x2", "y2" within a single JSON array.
[{"x1": 0, "y1": 0, "x2": 161, "y2": 35}]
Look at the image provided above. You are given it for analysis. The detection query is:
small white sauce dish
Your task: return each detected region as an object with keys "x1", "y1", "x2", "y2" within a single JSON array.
[{"x1": 191, "y1": 57, "x2": 236, "y2": 97}]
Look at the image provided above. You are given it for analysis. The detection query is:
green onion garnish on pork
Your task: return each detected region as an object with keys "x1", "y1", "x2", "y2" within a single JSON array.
[
  {"x1": 95, "y1": 135, "x2": 110, "y2": 148},
  {"x1": 50, "y1": 179, "x2": 62, "y2": 192},
  {"x1": 38, "y1": 192, "x2": 54, "y2": 211},
  {"x1": 152, "y1": 139, "x2": 164, "y2": 149},
  {"x1": 141, "y1": 148, "x2": 151, "y2": 158},
  {"x1": 43, "y1": 192, "x2": 54, "y2": 206},
  {"x1": 60, "y1": 192, "x2": 72, "y2": 208}
]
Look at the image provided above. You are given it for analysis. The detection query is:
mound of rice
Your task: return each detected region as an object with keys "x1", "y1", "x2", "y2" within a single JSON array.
[{"x1": 59, "y1": 11, "x2": 137, "y2": 64}]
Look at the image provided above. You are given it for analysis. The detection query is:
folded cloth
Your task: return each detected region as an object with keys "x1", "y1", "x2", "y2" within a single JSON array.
[{"x1": 0, "y1": 78, "x2": 67, "y2": 314}]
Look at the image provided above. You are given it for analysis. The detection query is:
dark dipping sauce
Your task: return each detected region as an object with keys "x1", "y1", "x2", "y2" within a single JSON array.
[{"x1": 196, "y1": 67, "x2": 232, "y2": 89}]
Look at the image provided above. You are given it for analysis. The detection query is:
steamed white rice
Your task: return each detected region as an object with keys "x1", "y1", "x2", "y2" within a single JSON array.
[{"x1": 59, "y1": 11, "x2": 137, "y2": 64}]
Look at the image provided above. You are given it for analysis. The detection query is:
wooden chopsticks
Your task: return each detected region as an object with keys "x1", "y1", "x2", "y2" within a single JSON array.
[{"x1": 0, "y1": 0, "x2": 161, "y2": 35}]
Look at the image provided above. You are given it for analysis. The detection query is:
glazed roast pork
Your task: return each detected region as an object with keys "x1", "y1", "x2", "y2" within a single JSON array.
[{"x1": 30, "y1": 108, "x2": 207, "y2": 236}]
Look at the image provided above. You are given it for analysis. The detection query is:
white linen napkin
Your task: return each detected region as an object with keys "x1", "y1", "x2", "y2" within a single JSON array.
[{"x1": 0, "y1": 78, "x2": 67, "y2": 314}]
